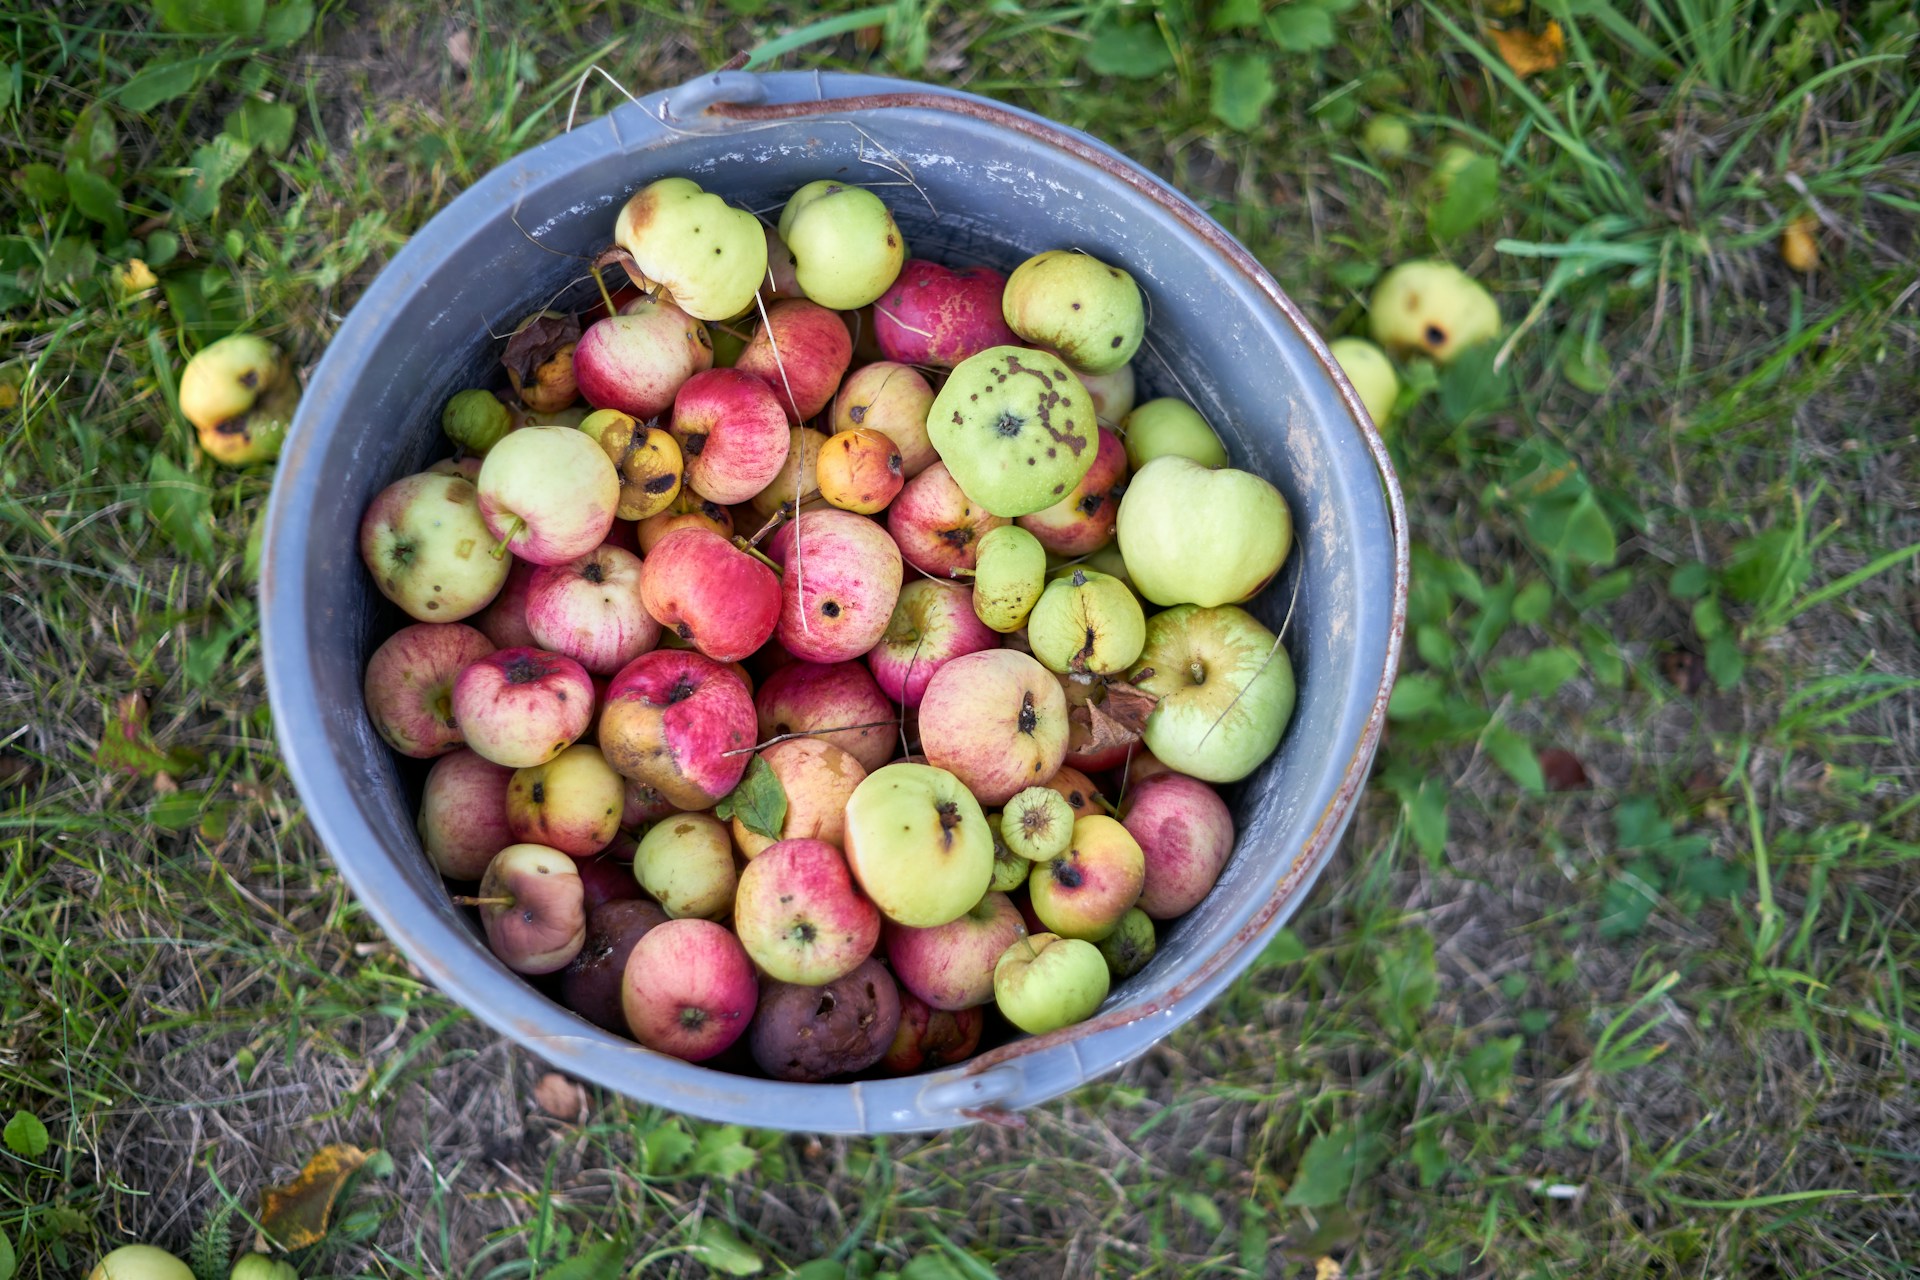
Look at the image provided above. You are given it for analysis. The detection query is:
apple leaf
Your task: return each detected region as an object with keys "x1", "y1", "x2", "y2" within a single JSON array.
[
  {"x1": 714, "y1": 756, "x2": 786, "y2": 841},
  {"x1": 686, "y1": 1124, "x2": 758, "y2": 1178},
  {"x1": 94, "y1": 691, "x2": 205, "y2": 779},
  {"x1": 689, "y1": 1221, "x2": 762, "y2": 1276},
  {"x1": 544, "y1": 1236, "x2": 631, "y2": 1280},
  {"x1": 1283, "y1": 1122, "x2": 1385, "y2": 1207},
  {"x1": 258, "y1": 1143, "x2": 371, "y2": 1250},
  {"x1": 1083, "y1": 24, "x2": 1174, "y2": 78},
  {"x1": 1210, "y1": 52, "x2": 1277, "y2": 132},
  {"x1": 500, "y1": 311, "x2": 580, "y2": 384},
  {"x1": 3, "y1": 1111, "x2": 49, "y2": 1158},
  {"x1": 119, "y1": 58, "x2": 208, "y2": 112},
  {"x1": 0, "y1": 1226, "x2": 16, "y2": 1280}
]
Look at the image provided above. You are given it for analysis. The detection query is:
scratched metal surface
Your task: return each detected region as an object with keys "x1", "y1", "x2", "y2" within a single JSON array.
[{"x1": 260, "y1": 71, "x2": 1407, "y2": 1133}]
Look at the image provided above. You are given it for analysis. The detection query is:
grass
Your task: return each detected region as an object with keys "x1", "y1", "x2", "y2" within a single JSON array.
[{"x1": 3, "y1": 0, "x2": 1918, "y2": 1276}]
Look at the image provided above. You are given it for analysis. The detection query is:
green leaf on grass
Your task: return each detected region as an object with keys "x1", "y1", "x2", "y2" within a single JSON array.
[
  {"x1": 0, "y1": 1226, "x2": 15, "y2": 1280},
  {"x1": 153, "y1": 0, "x2": 265, "y2": 34},
  {"x1": 185, "y1": 607, "x2": 254, "y2": 689},
  {"x1": 1524, "y1": 490, "x2": 1616, "y2": 568},
  {"x1": 789, "y1": 1264, "x2": 847, "y2": 1280},
  {"x1": 686, "y1": 1124, "x2": 757, "y2": 1178},
  {"x1": 3, "y1": 1112, "x2": 49, "y2": 1158},
  {"x1": 1211, "y1": 52, "x2": 1276, "y2": 130},
  {"x1": 1598, "y1": 876, "x2": 1655, "y2": 939},
  {"x1": 1669, "y1": 561, "x2": 1712, "y2": 600},
  {"x1": 260, "y1": 0, "x2": 315, "y2": 46},
  {"x1": 120, "y1": 59, "x2": 207, "y2": 111},
  {"x1": 1283, "y1": 1123, "x2": 1383, "y2": 1207},
  {"x1": 43, "y1": 236, "x2": 98, "y2": 288},
  {"x1": 148, "y1": 453, "x2": 218, "y2": 567},
  {"x1": 544, "y1": 1236, "x2": 630, "y2": 1280},
  {"x1": 65, "y1": 104, "x2": 116, "y2": 176},
  {"x1": 1486, "y1": 646, "x2": 1581, "y2": 700},
  {"x1": 1211, "y1": 0, "x2": 1265, "y2": 30},
  {"x1": 900, "y1": 1254, "x2": 964, "y2": 1280},
  {"x1": 66, "y1": 167, "x2": 126, "y2": 241},
  {"x1": 1460, "y1": 1034, "x2": 1523, "y2": 1103},
  {"x1": 1404, "y1": 776, "x2": 1448, "y2": 861},
  {"x1": 1437, "y1": 343, "x2": 1510, "y2": 424},
  {"x1": 224, "y1": 98, "x2": 296, "y2": 155},
  {"x1": 1429, "y1": 154, "x2": 1499, "y2": 241},
  {"x1": 1704, "y1": 631, "x2": 1744, "y2": 689},
  {"x1": 639, "y1": 1120, "x2": 695, "y2": 1176},
  {"x1": 713, "y1": 755, "x2": 786, "y2": 840},
  {"x1": 1387, "y1": 672, "x2": 1444, "y2": 719},
  {"x1": 151, "y1": 789, "x2": 211, "y2": 832},
  {"x1": 22, "y1": 163, "x2": 65, "y2": 206},
  {"x1": 1371, "y1": 928, "x2": 1437, "y2": 1035},
  {"x1": 1483, "y1": 723, "x2": 1545, "y2": 793},
  {"x1": 1267, "y1": 2, "x2": 1336, "y2": 51},
  {"x1": 175, "y1": 134, "x2": 252, "y2": 223},
  {"x1": 1174, "y1": 1188, "x2": 1224, "y2": 1233},
  {"x1": 1511, "y1": 578, "x2": 1552, "y2": 624},
  {"x1": 1084, "y1": 24, "x2": 1174, "y2": 78},
  {"x1": 690, "y1": 1221, "x2": 763, "y2": 1276}
]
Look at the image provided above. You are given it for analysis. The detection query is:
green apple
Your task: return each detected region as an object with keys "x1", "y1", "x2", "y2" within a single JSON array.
[
  {"x1": 1027, "y1": 568, "x2": 1145, "y2": 676},
  {"x1": 1119, "y1": 398, "x2": 1229, "y2": 471},
  {"x1": 986, "y1": 814, "x2": 1032, "y2": 891},
  {"x1": 632, "y1": 812, "x2": 736, "y2": 920},
  {"x1": 1001, "y1": 785, "x2": 1073, "y2": 861},
  {"x1": 88, "y1": 1246, "x2": 196, "y2": 1280},
  {"x1": 1096, "y1": 907, "x2": 1157, "y2": 979},
  {"x1": 1001, "y1": 250, "x2": 1144, "y2": 375},
  {"x1": 992, "y1": 932, "x2": 1110, "y2": 1034},
  {"x1": 928, "y1": 346, "x2": 1099, "y2": 518},
  {"x1": 1116, "y1": 456, "x2": 1291, "y2": 608},
  {"x1": 971, "y1": 524, "x2": 1047, "y2": 632},
  {"x1": 1329, "y1": 337, "x2": 1400, "y2": 427},
  {"x1": 843, "y1": 762, "x2": 994, "y2": 927},
  {"x1": 178, "y1": 333, "x2": 297, "y2": 466},
  {"x1": 613, "y1": 177, "x2": 767, "y2": 321},
  {"x1": 442, "y1": 388, "x2": 511, "y2": 453},
  {"x1": 229, "y1": 1258, "x2": 300, "y2": 1280},
  {"x1": 1130, "y1": 604, "x2": 1295, "y2": 783},
  {"x1": 777, "y1": 181, "x2": 906, "y2": 310},
  {"x1": 1367, "y1": 260, "x2": 1500, "y2": 365}
]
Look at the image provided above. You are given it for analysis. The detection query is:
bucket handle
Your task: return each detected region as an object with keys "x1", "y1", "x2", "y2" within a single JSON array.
[{"x1": 689, "y1": 80, "x2": 1413, "y2": 1079}]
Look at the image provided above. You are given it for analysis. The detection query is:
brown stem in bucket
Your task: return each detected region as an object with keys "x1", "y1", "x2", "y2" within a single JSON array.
[{"x1": 451, "y1": 895, "x2": 513, "y2": 907}]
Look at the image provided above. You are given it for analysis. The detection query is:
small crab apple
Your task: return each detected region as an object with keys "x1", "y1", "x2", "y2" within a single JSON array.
[
  {"x1": 1002, "y1": 250, "x2": 1145, "y2": 376},
  {"x1": 451, "y1": 647, "x2": 595, "y2": 768},
  {"x1": 928, "y1": 346, "x2": 1100, "y2": 518},
  {"x1": 477, "y1": 426, "x2": 621, "y2": 566},
  {"x1": 474, "y1": 843, "x2": 587, "y2": 974},
  {"x1": 843, "y1": 762, "x2": 995, "y2": 927},
  {"x1": 873, "y1": 260, "x2": 1018, "y2": 368},
  {"x1": 598, "y1": 648, "x2": 756, "y2": 809},
  {"x1": 1016, "y1": 427, "x2": 1129, "y2": 557},
  {"x1": 505, "y1": 743, "x2": 625, "y2": 857},
  {"x1": 777, "y1": 181, "x2": 906, "y2": 310},
  {"x1": 1116, "y1": 456, "x2": 1290, "y2": 608},
  {"x1": 573, "y1": 295, "x2": 714, "y2": 420},
  {"x1": 620, "y1": 918, "x2": 758, "y2": 1061},
  {"x1": 1001, "y1": 786, "x2": 1074, "y2": 861},
  {"x1": 363, "y1": 622, "x2": 494, "y2": 758},
  {"x1": 731, "y1": 737, "x2": 867, "y2": 859},
  {"x1": 993, "y1": 932, "x2": 1110, "y2": 1035},
  {"x1": 885, "y1": 890, "x2": 1028, "y2": 1011},
  {"x1": 886, "y1": 462, "x2": 1010, "y2": 578},
  {"x1": 969, "y1": 525, "x2": 1047, "y2": 633},
  {"x1": 442, "y1": 388, "x2": 512, "y2": 454},
  {"x1": 638, "y1": 525, "x2": 780, "y2": 664},
  {"x1": 778, "y1": 508, "x2": 903, "y2": 664},
  {"x1": 872, "y1": 580, "x2": 997, "y2": 708},
  {"x1": 179, "y1": 333, "x2": 298, "y2": 466},
  {"x1": 1122, "y1": 771, "x2": 1236, "y2": 918},
  {"x1": 830, "y1": 362, "x2": 938, "y2": 477},
  {"x1": 918, "y1": 649, "x2": 1070, "y2": 806},
  {"x1": 525, "y1": 545, "x2": 659, "y2": 676},
  {"x1": 1329, "y1": 336, "x2": 1401, "y2": 427},
  {"x1": 1120, "y1": 398, "x2": 1230, "y2": 471},
  {"x1": 580, "y1": 409, "x2": 684, "y2": 521},
  {"x1": 816, "y1": 427, "x2": 904, "y2": 514},
  {"x1": 637, "y1": 489, "x2": 732, "y2": 553},
  {"x1": 1096, "y1": 907, "x2": 1157, "y2": 979},
  {"x1": 418, "y1": 749, "x2": 516, "y2": 880},
  {"x1": 988, "y1": 815, "x2": 1032, "y2": 892},
  {"x1": 1367, "y1": 259, "x2": 1500, "y2": 365},
  {"x1": 613, "y1": 177, "x2": 768, "y2": 322},
  {"x1": 749, "y1": 957, "x2": 900, "y2": 1082},
  {"x1": 734, "y1": 838, "x2": 881, "y2": 985},
  {"x1": 632, "y1": 812, "x2": 736, "y2": 920},
  {"x1": 754, "y1": 660, "x2": 898, "y2": 773},
  {"x1": 735, "y1": 298, "x2": 853, "y2": 423},
  {"x1": 360, "y1": 470, "x2": 510, "y2": 622},
  {"x1": 669, "y1": 368, "x2": 791, "y2": 506}
]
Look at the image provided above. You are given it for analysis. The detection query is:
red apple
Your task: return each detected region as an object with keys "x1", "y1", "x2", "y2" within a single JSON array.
[
  {"x1": 830, "y1": 362, "x2": 938, "y2": 477},
  {"x1": 873, "y1": 260, "x2": 1018, "y2": 368},
  {"x1": 1028, "y1": 815, "x2": 1145, "y2": 941},
  {"x1": 363, "y1": 622, "x2": 494, "y2": 757},
  {"x1": 560, "y1": 897, "x2": 668, "y2": 1032},
  {"x1": 417, "y1": 749, "x2": 515, "y2": 880},
  {"x1": 575, "y1": 855, "x2": 643, "y2": 913},
  {"x1": 1076, "y1": 361, "x2": 1136, "y2": 425},
  {"x1": 525, "y1": 544, "x2": 659, "y2": 676},
  {"x1": 599, "y1": 649, "x2": 756, "y2": 809},
  {"x1": 1015, "y1": 427, "x2": 1129, "y2": 557},
  {"x1": 1121, "y1": 771, "x2": 1236, "y2": 919},
  {"x1": 505, "y1": 743, "x2": 625, "y2": 857},
  {"x1": 866, "y1": 579, "x2": 999, "y2": 708},
  {"x1": 622, "y1": 777, "x2": 676, "y2": 827},
  {"x1": 621, "y1": 918, "x2": 758, "y2": 1061},
  {"x1": 919, "y1": 649, "x2": 1070, "y2": 805},
  {"x1": 885, "y1": 890, "x2": 1028, "y2": 1011},
  {"x1": 476, "y1": 843, "x2": 586, "y2": 974},
  {"x1": 886, "y1": 462, "x2": 1009, "y2": 577},
  {"x1": 778, "y1": 508, "x2": 903, "y2": 664},
  {"x1": 734, "y1": 838, "x2": 881, "y2": 985},
  {"x1": 475, "y1": 556, "x2": 539, "y2": 650},
  {"x1": 754, "y1": 660, "x2": 899, "y2": 773},
  {"x1": 880, "y1": 995, "x2": 984, "y2": 1074},
  {"x1": 638, "y1": 525, "x2": 779, "y2": 663},
  {"x1": 450, "y1": 646, "x2": 595, "y2": 768},
  {"x1": 735, "y1": 298, "x2": 853, "y2": 423},
  {"x1": 669, "y1": 368, "x2": 790, "y2": 505},
  {"x1": 573, "y1": 294, "x2": 714, "y2": 419}
]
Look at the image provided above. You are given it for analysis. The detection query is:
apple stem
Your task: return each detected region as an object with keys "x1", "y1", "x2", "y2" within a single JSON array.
[
  {"x1": 451, "y1": 895, "x2": 513, "y2": 907},
  {"x1": 721, "y1": 718, "x2": 902, "y2": 756},
  {"x1": 743, "y1": 509, "x2": 787, "y2": 548},
  {"x1": 1189, "y1": 660, "x2": 1206, "y2": 685},
  {"x1": 489, "y1": 516, "x2": 524, "y2": 560},
  {"x1": 588, "y1": 263, "x2": 618, "y2": 318},
  {"x1": 947, "y1": 567, "x2": 977, "y2": 579},
  {"x1": 733, "y1": 539, "x2": 783, "y2": 575}
]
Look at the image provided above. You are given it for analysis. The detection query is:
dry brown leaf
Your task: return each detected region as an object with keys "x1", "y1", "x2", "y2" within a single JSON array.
[
  {"x1": 1100, "y1": 680, "x2": 1159, "y2": 734},
  {"x1": 500, "y1": 311, "x2": 580, "y2": 385},
  {"x1": 258, "y1": 1144, "x2": 372, "y2": 1250},
  {"x1": 446, "y1": 28, "x2": 473, "y2": 71},
  {"x1": 1487, "y1": 21, "x2": 1565, "y2": 76},
  {"x1": 533, "y1": 1072, "x2": 587, "y2": 1121},
  {"x1": 1070, "y1": 700, "x2": 1136, "y2": 755}
]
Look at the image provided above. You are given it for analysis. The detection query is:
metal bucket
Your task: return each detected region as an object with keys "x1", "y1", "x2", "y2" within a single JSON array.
[{"x1": 261, "y1": 70, "x2": 1408, "y2": 1133}]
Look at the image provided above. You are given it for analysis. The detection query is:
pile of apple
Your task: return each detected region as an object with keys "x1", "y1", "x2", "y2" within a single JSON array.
[{"x1": 354, "y1": 174, "x2": 1299, "y2": 1082}]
